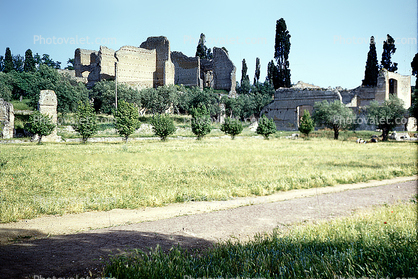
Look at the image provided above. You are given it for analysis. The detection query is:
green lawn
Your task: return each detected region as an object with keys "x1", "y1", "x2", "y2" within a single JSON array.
[
  {"x1": 0, "y1": 138, "x2": 416, "y2": 223},
  {"x1": 103, "y1": 202, "x2": 418, "y2": 278}
]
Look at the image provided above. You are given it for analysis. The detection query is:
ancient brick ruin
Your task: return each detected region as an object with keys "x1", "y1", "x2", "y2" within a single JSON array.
[
  {"x1": 0, "y1": 99, "x2": 14, "y2": 139},
  {"x1": 74, "y1": 36, "x2": 236, "y2": 94},
  {"x1": 261, "y1": 69, "x2": 414, "y2": 131}
]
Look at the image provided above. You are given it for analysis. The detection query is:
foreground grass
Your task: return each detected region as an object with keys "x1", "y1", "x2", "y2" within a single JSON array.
[
  {"x1": 103, "y1": 202, "x2": 418, "y2": 278},
  {"x1": 0, "y1": 138, "x2": 416, "y2": 223}
]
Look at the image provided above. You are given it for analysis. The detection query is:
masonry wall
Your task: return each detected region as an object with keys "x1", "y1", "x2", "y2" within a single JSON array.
[
  {"x1": 38, "y1": 90, "x2": 60, "y2": 142},
  {"x1": 99, "y1": 46, "x2": 117, "y2": 80},
  {"x1": 386, "y1": 71, "x2": 411, "y2": 108},
  {"x1": 261, "y1": 89, "x2": 342, "y2": 130},
  {"x1": 73, "y1": 37, "x2": 234, "y2": 91},
  {"x1": 74, "y1": 49, "x2": 98, "y2": 78},
  {"x1": 213, "y1": 47, "x2": 236, "y2": 94},
  {"x1": 140, "y1": 36, "x2": 175, "y2": 87},
  {"x1": 171, "y1": 51, "x2": 200, "y2": 86},
  {"x1": 115, "y1": 46, "x2": 156, "y2": 88}
]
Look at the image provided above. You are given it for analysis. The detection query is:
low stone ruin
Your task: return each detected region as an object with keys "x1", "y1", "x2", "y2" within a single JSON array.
[
  {"x1": 0, "y1": 99, "x2": 14, "y2": 139},
  {"x1": 261, "y1": 69, "x2": 413, "y2": 131},
  {"x1": 36, "y1": 90, "x2": 61, "y2": 142}
]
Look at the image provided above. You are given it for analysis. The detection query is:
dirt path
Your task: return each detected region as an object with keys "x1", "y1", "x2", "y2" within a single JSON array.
[{"x1": 0, "y1": 177, "x2": 416, "y2": 279}]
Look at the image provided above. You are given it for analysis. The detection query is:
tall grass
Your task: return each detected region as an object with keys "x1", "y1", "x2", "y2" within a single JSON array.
[
  {"x1": 0, "y1": 138, "x2": 416, "y2": 222},
  {"x1": 103, "y1": 202, "x2": 418, "y2": 278}
]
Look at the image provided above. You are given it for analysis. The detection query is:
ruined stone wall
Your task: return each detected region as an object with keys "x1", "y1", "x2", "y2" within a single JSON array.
[
  {"x1": 171, "y1": 51, "x2": 200, "y2": 86},
  {"x1": 342, "y1": 69, "x2": 411, "y2": 109},
  {"x1": 386, "y1": 70, "x2": 411, "y2": 108},
  {"x1": 140, "y1": 36, "x2": 175, "y2": 87},
  {"x1": 344, "y1": 86, "x2": 378, "y2": 108},
  {"x1": 261, "y1": 89, "x2": 342, "y2": 130},
  {"x1": 213, "y1": 47, "x2": 236, "y2": 94},
  {"x1": 115, "y1": 46, "x2": 156, "y2": 88},
  {"x1": 73, "y1": 37, "x2": 235, "y2": 91},
  {"x1": 99, "y1": 46, "x2": 117, "y2": 80},
  {"x1": 74, "y1": 48, "x2": 100, "y2": 87},
  {"x1": 0, "y1": 99, "x2": 14, "y2": 139},
  {"x1": 38, "y1": 90, "x2": 60, "y2": 142}
]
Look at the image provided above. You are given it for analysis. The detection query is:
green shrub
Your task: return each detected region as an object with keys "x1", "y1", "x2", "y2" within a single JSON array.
[
  {"x1": 256, "y1": 115, "x2": 276, "y2": 139},
  {"x1": 190, "y1": 106, "x2": 212, "y2": 140},
  {"x1": 220, "y1": 117, "x2": 243, "y2": 139},
  {"x1": 298, "y1": 110, "x2": 314, "y2": 137},
  {"x1": 24, "y1": 111, "x2": 55, "y2": 144},
  {"x1": 73, "y1": 101, "x2": 98, "y2": 143},
  {"x1": 150, "y1": 114, "x2": 176, "y2": 141},
  {"x1": 113, "y1": 100, "x2": 140, "y2": 142}
]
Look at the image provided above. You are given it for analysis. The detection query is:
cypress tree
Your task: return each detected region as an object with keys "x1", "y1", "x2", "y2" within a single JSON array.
[
  {"x1": 254, "y1": 57, "x2": 261, "y2": 84},
  {"x1": 362, "y1": 36, "x2": 379, "y2": 87},
  {"x1": 267, "y1": 60, "x2": 276, "y2": 86},
  {"x1": 24, "y1": 49, "x2": 36, "y2": 72},
  {"x1": 273, "y1": 18, "x2": 291, "y2": 88},
  {"x1": 381, "y1": 34, "x2": 398, "y2": 72},
  {"x1": 196, "y1": 33, "x2": 212, "y2": 60},
  {"x1": 411, "y1": 53, "x2": 418, "y2": 88},
  {"x1": 241, "y1": 59, "x2": 250, "y2": 84},
  {"x1": 3, "y1": 47, "x2": 13, "y2": 73}
]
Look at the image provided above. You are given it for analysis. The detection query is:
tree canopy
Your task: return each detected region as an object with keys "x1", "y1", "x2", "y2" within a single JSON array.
[
  {"x1": 312, "y1": 100, "x2": 355, "y2": 140},
  {"x1": 195, "y1": 33, "x2": 213, "y2": 60},
  {"x1": 367, "y1": 95, "x2": 407, "y2": 141}
]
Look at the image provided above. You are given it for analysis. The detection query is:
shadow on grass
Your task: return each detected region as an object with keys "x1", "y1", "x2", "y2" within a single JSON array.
[
  {"x1": 0, "y1": 228, "x2": 214, "y2": 279},
  {"x1": 326, "y1": 161, "x2": 386, "y2": 169}
]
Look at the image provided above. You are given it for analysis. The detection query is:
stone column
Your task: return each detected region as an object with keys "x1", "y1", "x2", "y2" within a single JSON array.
[
  {"x1": 0, "y1": 98, "x2": 14, "y2": 139},
  {"x1": 38, "y1": 90, "x2": 61, "y2": 142}
]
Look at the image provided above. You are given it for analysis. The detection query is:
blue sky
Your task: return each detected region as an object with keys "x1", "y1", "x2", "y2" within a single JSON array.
[{"x1": 1, "y1": 0, "x2": 416, "y2": 89}]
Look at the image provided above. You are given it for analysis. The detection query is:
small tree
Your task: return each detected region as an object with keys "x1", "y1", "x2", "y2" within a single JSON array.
[
  {"x1": 190, "y1": 105, "x2": 212, "y2": 140},
  {"x1": 312, "y1": 100, "x2": 355, "y2": 140},
  {"x1": 150, "y1": 114, "x2": 176, "y2": 141},
  {"x1": 256, "y1": 115, "x2": 276, "y2": 139},
  {"x1": 25, "y1": 111, "x2": 56, "y2": 144},
  {"x1": 73, "y1": 101, "x2": 98, "y2": 143},
  {"x1": 113, "y1": 100, "x2": 140, "y2": 142},
  {"x1": 298, "y1": 110, "x2": 314, "y2": 137},
  {"x1": 367, "y1": 95, "x2": 407, "y2": 141},
  {"x1": 220, "y1": 117, "x2": 243, "y2": 139}
]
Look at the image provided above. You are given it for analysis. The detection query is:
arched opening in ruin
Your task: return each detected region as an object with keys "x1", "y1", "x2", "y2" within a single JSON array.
[
  {"x1": 389, "y1": 78, "x2": 398, "y2": 95},
  {"x1": 81, "y1": 71, "x2": 90, "y2": 78},
  {"x1": 296, "y1": 105, "x2": 313, "y2": 127}
]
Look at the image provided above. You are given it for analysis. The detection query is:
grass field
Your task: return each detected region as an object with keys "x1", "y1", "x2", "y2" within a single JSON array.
[
  {"x1": 103, "y1": 202, "x2": 418, "y2": 278},
  {"x1": 0, "y1": 138, "x2": 416, "y2": 223}
]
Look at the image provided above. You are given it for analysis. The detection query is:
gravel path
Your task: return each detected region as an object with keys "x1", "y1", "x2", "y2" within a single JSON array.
[{"x1": 0, "y1": 177, "x2": 416, "y2": 279}]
